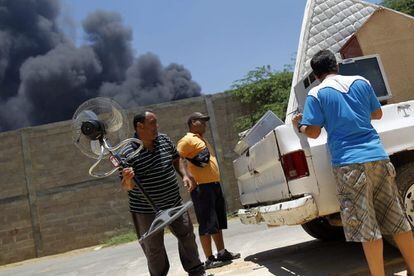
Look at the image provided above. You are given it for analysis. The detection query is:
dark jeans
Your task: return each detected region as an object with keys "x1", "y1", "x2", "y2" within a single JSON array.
[{"x1": 131, "y1": 211, "x2": 205, "y2": 276}]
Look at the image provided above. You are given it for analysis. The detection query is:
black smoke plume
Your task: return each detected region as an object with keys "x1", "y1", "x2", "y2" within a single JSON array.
[
  {"x1": 0, "y1": 1, "x2": 201, "y2": 132},
  {"x1": 0, "y1": 0, "x2": 64, "y2": 100},
  {"x1": 100, "y1": 53, "x2": 201, "y2": 108},
  {"x1": 82, "y1": 10, "x2": 133, "y2": 84}
]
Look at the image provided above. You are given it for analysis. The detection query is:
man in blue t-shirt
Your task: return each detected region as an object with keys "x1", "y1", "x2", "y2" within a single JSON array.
[{"x1": 293, "y1": 50, "x2": 414, "y2": 275}]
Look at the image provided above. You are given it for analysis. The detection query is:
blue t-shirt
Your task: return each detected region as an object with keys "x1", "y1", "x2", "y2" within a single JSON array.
[{"x1": 301, "y1": 74, "x2": 388, "y2": 166}]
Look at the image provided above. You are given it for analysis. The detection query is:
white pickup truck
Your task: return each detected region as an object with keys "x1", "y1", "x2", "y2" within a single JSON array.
[{"x1": 233, "y1": 62, "x2": 414, "y2": 241}]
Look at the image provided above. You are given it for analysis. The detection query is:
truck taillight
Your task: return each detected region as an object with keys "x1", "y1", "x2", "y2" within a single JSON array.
[{"x1": 281, "y1": 150, "x2": 309, "y2": 181}]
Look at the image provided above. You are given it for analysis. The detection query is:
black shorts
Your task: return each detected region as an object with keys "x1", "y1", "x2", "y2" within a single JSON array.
[{"x1": 190, "y1": 182, "x2": 228, "y2": 235}]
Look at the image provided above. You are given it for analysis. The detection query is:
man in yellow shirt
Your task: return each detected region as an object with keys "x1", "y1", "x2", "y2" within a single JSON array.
[{"x1": 177, "y1": 112, "x2": 240, "y2": 270}]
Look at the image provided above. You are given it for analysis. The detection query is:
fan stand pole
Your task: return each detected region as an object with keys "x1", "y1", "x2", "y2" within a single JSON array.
[
  {"x1": 116, "y1": 150, "x2": 192, "y2": 243},
  {"x1": 131, "y1": 176, "x2": 160, "y2": 212},
  {"x1": 129, "y1": 172, "x2": 192, "y2": 244},
  {"x1": 116, "y1": 155, "x2": 161, "y2": 213}
]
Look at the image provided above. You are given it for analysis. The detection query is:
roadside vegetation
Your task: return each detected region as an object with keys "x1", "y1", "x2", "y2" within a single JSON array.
[
  {"x1": 230, "y1": 65, "x2": 293, "y2": 132},
  {"x1": 381, "y1": 0, "x2": 414, "y2": 16},
  {"x1": 103, "y1": 231, "x2": 137, "y2": 247}
]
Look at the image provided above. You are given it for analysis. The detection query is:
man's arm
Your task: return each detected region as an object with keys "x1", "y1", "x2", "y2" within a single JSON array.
[
  {"x1": 173, "y1": 157, "x2": 197, "y2": 192},
  {"x1": 173, "y1": 156, "x2": 184, "y2": 177},
  {"x1": 371, "y1": 108, "x2": 382, "y2": 120},
  {"x1": 366, "y1": 81, "x2": 382, "y2": 120},
  {"x1": 292, "y1": 113, "x2": 322, "y2": 139},
  {"x1": 298, "y1": 124, "x2": 322, "y2": 139}
]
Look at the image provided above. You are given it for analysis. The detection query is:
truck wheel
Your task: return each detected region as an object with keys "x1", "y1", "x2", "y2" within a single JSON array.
[
  {"x1": 301, "y1": 217, "x2": 345, "y2": 241},
  {"x1": 384, "y1": 162, "x2": 414, "y2": 246}
]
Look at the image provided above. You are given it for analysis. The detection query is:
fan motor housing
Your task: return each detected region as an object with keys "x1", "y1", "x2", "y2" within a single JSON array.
[{"x1": 81, "y1": 120, "x2": 106, "y2": 141}]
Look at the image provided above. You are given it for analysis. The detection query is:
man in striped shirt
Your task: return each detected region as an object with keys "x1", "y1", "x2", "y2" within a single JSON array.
[{"x1": 120, "y1": 110, "x2": 207, "y2": 276}]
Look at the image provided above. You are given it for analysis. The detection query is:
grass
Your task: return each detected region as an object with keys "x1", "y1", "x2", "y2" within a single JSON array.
[
  {"x1": 102, "y1": 228, "x2": 172, "y2": 247},
  {"x1": 103, "y1": 231, "x2": 137, "y2": 247}
]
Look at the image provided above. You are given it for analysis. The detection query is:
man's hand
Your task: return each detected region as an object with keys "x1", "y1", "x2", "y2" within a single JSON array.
[
  {"x1": 121, "y1": 167, "x2": 135, "y2": 191},
  {"x1": 176, "y1": 157, "x2": 197, "y2": 192},
  {"x1": 292, "y1": 113, "x2": 303, "y2": 130},
  {"x1": 292, "y1": 113, "x2": 322, "y2": 139},
  {"x1": 183, "y1": 174, "x2": 197, "y2": 192}
]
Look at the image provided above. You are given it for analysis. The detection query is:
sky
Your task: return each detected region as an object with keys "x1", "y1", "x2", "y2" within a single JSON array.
[
  {"x1": 58, "y1": 0, "x2": 300, "y2": 94},
  {"x1": 63, "y1": 0, "x2": 378, "y2": 94},
  {"x1": 61, "y1": 0, "x2": 379, "y2": 94}
]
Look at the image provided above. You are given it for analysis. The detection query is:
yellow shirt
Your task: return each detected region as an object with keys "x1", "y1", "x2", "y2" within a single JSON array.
[{"x1": 177, "y1": 132, "x2": 220, "y2": 184}]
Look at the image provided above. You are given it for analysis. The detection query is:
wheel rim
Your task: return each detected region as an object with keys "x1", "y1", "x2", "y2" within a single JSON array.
[{"x1": 404, "y1": 183, "x2": 414, "y2": 228}]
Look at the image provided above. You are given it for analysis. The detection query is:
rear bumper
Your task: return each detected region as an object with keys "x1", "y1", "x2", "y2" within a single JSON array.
[{"x1": 238, "y1": 195, "x2": 318, "y2": 226}]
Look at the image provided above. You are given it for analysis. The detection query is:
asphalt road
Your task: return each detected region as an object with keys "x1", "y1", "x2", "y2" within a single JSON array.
[{"x1": 0, "y1": 219, "x2": 408, "y2": 276}]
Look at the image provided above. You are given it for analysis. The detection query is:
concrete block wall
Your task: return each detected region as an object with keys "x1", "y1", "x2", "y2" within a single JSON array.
[
  {"x1": 209, "y1": 94, "x2": 252, "y2": 211},
  {"x1": 0, "y1": 131, "x2": 36, "y2": 264},
  {"x1": 0, "y1": 92, "x2": 251, "y2": 265}
]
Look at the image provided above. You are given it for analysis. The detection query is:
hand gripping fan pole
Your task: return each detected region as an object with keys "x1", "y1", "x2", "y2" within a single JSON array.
[{"x1": 72, "y1": 97, "x2": 193, "y2": 243}]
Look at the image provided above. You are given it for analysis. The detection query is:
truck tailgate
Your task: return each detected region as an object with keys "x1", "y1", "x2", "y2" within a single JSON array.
[{"x1": 234, "y1": 130, "x2": 290, "y2": 206}]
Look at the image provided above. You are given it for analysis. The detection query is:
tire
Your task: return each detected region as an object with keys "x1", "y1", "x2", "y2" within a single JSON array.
[
  {"x1": 384, "y1": 162, "x2": 414, "y2": 246},
  {"x1": 301, "y1": 217, "x2": 345, "y2": 241}
]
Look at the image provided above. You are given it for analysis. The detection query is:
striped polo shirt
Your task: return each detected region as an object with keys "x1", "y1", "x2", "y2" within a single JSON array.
[{"x1": 120, "y1": 133, "x2": 182, "y2": 213}]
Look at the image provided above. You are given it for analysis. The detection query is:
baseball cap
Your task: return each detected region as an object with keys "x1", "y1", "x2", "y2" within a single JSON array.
[{"x1": 187, "y1": 112, "x2": 210, "y2": 125}]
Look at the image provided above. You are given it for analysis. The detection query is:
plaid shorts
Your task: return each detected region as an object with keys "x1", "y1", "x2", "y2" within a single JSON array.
[{"x1": 333, "y1": 160, "x2": 412, "y2": 242}]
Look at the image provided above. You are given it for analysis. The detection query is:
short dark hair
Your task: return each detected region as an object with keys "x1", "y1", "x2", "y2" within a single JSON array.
[
  {"x1": 310, "y1": 50, "x2": 338, "y2": 78},
  {"x1": 133, "y1": 110, "x2": 153, "y2": 128}
]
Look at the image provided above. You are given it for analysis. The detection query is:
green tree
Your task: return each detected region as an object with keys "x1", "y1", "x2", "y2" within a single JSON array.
[
  {"x1": 381, "y1": 0, "x2": 414, "y2": 16},
  {"x1": 230, "y1": 65, "x2": 293, "y2": 132}
]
